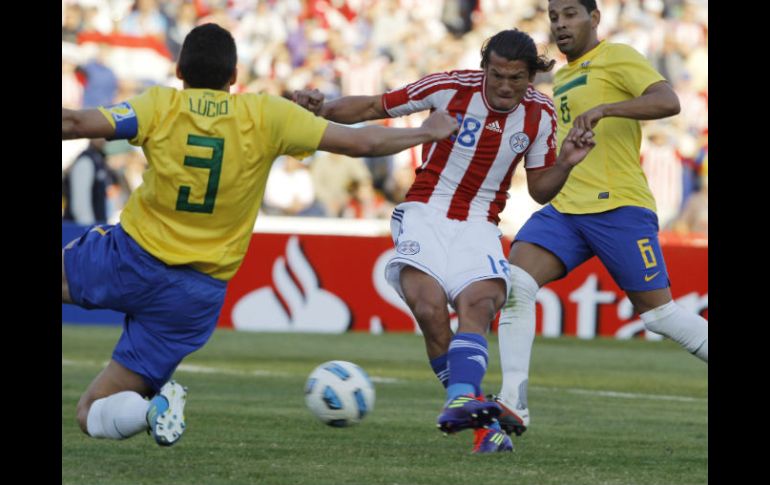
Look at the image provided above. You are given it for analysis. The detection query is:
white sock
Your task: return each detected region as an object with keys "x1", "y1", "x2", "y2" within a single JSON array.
[
  {"x1": 497, "y1": 265, "x2": 539, "y2": 413},
  {"x1": 641, "y1": 301, "x2": 708, "y2": 362},
  {"x1": 86, "y1": 391, "x2": 150, "y2": 439}
]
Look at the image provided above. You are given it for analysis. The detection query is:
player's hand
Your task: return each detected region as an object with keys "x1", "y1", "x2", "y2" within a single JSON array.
[
  {"x1": 292, "y1": 89, "x2": 325, "y2": 115},
  {"x1": 570, "y1": 105, "x2": 605, "y2": 139},
  {"x1": 560, "y1": 127, "x2": 596, "y2": 167},
  {"x1": 564, "y1": 125, "x2": 595, "y2": 148},
  {"x1": 422, "y1": 110, "x2": 460, "y2": 141}
]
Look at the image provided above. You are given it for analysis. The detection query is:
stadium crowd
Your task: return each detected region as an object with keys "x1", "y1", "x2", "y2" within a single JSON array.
[{"x1": 62, "y1": 0, "x2": 707, "y2": 236}]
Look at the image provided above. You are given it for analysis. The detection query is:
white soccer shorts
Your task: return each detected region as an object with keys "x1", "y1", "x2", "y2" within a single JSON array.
[{"x1": 385, "y1": 201, "x2": 511, "y2": 308}]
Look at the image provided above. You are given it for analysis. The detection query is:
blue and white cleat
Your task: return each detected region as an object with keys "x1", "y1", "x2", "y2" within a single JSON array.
[
  {"x1": 147, "y1": 380, "x2": 187, "y2": 446},
  {"x1": 472, "y1": 428, "x2": 514, "y2": 453},
  {"x1": 437, "y1": 394, "x2": 501, "y2": 434}
]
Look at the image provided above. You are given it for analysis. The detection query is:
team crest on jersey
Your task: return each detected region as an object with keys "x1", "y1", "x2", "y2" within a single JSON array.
[
  {"x1": 509, "y1": 132, "x2": 530, "y2": 153},
  {"x1": 396, "y1": 240, "x2": 420, "y2": 255},
  {"x1": 106, "y1": 102, "x2": 136, "y2": 121}
]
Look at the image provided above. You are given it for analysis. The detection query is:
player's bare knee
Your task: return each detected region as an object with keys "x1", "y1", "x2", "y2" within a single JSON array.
[
  {"x1": 628, "y1": 288, "x2": 672, "y2": 315},
  {"x1": 76, "y1": 400, "x2": 91, "y2": 435},
  {"x1": 459, "y1": 290, "x2": 504, "y2": 322},
  {"x1": 411, "y1": 300, "x2": 446, "y2": 328}
]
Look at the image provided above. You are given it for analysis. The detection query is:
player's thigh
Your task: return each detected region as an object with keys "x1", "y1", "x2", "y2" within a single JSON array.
[
  {"x1": 62, "y1": 230, "x2": 90, "y2": 304},
  {"x1": 512, "y1": 205, "x2": 593, "y2": 285},
  {"x1": 577, "y1": 206, "x2": 671, "y2": 294},
  {"x1": 386, "y1": 202, "x2": 451, "y2": 307},
  {"x1": 63, "y1": 224, "x2": 159, "y2": 313},
  {"x1": 399, "y1": 266, "x2": 453, "y2": 358},
  {"x1": 116, "y1": 267, "x2": 228, "y2": 392},
  {"x1": 508, "y1": 241, "x2": 566, "y2": 287},
  {"x1": 400, "y1": 265, "x2": 450, "y2": 325}
]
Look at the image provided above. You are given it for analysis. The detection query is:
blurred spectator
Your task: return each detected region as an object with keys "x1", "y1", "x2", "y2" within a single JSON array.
[
  {"x1": 62, "y1": 48, "x2": 83, "y2": 109},
  {"x1": 641, "y1": 124, "x2": 683, "y2": 229},
  {"x1": 61, "y1": 0, "x2": 707, "y2": 223},
  {"x1": 166, "y1": 1, "x2": 198, "y2": 59},
  {"x1": 263, "y1": 156, "x2": 325, "y2": 217},
  {"x1": 62, "y1": 139, "x2": 120, "y2": 225},
  {"x1": 62, "y1": 3, "x2": 84, "y2": 43},
  {"x1": 441, "y1": 0, "x2": 479, "y2": 38},
  {"x1": 309, "y1": 152, "x2": 372, "y2": 217},
  {"x1": 80, "y1": 0, "x2": 115, "y2": 34},
  {"x1": 342, "y1": 179, "x2": 394, "y2": 219},
  {"x1": 78, "y1": 45, "x2": 119, "y2": 108},
  {"x1": 120, "y1": 0, "x2": 169, "y2": 40},
  {"x1": 671, "y1": 160, "x2": 707, "y2": 235}
]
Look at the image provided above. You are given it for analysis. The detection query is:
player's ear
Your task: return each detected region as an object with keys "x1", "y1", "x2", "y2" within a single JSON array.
[
  {"x1": 229, "y1": 67, "x2": 238, "y2": 86},
  {"x1": 176, "y1": 65, "x2": 183, "y2": 81},
  {"x1": 591, "y1": 9, "x2": 600, "y2": 29}
]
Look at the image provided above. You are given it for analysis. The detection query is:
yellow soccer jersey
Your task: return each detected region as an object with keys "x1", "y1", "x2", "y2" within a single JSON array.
[
  {"x1": 98, "y1": 86, "x2": 328, "y2": 280},
  {"x1": 551, "y1": 41, "x2": 665, "y2": 214}
]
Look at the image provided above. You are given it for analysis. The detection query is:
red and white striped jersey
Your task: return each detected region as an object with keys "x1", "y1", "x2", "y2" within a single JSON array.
[{"x1": 382, "y1": 69, "x2": 557, "y2": 224}]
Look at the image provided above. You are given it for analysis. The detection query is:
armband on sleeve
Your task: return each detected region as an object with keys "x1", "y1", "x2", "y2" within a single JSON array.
[{"x1": 98, "y1": 102, "x2": 138, "y2": 140}]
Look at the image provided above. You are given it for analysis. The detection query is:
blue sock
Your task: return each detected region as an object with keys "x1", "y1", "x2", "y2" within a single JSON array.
[
  {"x1": 429, "y1": 353, "x2": 449, "y2": 389},
  {"x1": 446, "y1": 333, "x2": 488, "y2": 402}
]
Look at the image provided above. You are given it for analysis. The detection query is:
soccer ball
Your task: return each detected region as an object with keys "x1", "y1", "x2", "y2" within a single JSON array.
[{"x1": 304, "y1": 360, "x2": 376, "y2": 427}]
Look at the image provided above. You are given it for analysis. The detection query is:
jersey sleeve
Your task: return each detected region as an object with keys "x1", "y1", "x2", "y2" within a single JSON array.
[
  {"x1": 381, "y1": 72, "x2": 455, "y2": 117},
  {"x1": 264, "y1": 95, "x2": 329, "y2": 160},
  {"x1": 607, "y1": 44, "x2": 666, "y2": 97},
  {"x1": 524, "y1": 104, "x2": 558, "y2": 170},
  {"x1": 97, "y1": 86, "x2": 160, "y2": 145}
]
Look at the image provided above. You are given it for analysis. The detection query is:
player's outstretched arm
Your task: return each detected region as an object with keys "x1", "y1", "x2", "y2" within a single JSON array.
[
  {"x1": 293, "y1": 89, "x2": 387, "y2": 125},
  {"x1": 317, "y1": 109, "x2": 458, "y2": 157},
  {"x1": 62, "y1": 108, "x2": 116, "y2": 140},
  {"x1": 526, "y1": 129, "x2": 596, "y2": 204},
  {"x1": 570, "y1": 81, "x2": 680, "y2": 135}
]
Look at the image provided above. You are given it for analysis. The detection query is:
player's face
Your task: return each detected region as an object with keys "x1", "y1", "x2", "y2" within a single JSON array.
[
  {"x1": 483, "y1": 52, "x2": 531, "y2": 111},
  {"x1": 549, "y1": 0, "x2": 599, "y2": 61}
]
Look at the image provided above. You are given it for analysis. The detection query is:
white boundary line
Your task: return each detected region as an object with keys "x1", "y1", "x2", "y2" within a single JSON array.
[
  {"x1": 533, "y1": 386, "x2": 707, "y2": 403},
  {"x1": 62, "y1": 359, "x2": 704, "y2": 400}
]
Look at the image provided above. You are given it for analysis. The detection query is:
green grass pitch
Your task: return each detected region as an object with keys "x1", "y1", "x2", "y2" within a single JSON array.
[{"x1": 62, "y1": 325, "x2": 707, "y2": 485}]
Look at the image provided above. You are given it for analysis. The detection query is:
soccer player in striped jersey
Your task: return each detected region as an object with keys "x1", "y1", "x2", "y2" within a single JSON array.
[
  {"x1": 294, "y1": 29, "x2": 595, "y2": 453},
  {"x1": 61, "y1": 23, "x2": 459, "y2": 447},
  {"x1": 491, "y1": 0, "x2": 708, "y2": 439}
]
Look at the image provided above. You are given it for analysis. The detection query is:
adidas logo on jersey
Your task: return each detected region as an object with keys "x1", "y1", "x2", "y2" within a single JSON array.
[{"x1": 485, "y1": 120, "x2": 503, "y2": 133}]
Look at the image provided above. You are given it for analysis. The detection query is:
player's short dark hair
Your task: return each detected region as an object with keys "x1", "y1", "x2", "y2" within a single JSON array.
[
  {"x1": 178, "y1": 23, "x2": 237, "y2": 89},
  {"x1": 578, "y1": 0, "x2": 598, "y2": 13},
  {"x1": 548, "y1": 0, "x2": 598, "y2": 13},
  {"x1": 480, "y1": 29, "x2": 555, "y2": 74}
]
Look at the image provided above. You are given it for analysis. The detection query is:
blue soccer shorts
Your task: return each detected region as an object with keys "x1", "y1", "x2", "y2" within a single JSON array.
[
  {"x1": 514, "y1": 205, "x2": 670, "y2": 292},
  {"x1": 63, "y1": 224, "x2": 227, "y2": 392}
]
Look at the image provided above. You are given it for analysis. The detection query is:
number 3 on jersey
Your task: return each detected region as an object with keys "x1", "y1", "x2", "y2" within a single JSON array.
[{"x1": 176, "y1": 134, "x2": 224, "y2": 214}]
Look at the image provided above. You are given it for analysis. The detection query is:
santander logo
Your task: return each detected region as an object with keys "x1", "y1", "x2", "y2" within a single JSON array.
[{"x1": 231, "y1": 236, "x2": 351, "y2": 332}]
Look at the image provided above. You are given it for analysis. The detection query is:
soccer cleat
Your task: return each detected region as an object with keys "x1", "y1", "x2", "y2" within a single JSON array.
[
  {"x1": 437, "y1": 395, "x2": 502, "y2": 434},
  {"x1": 147, "y1": 380, "x2": 187, "y2": 446},
  {"x1": 472, "y1": 428, "x2": 514, "y2": 453},
  {"x1": 487, "y1": 394, "x2": 529, "y2": 437}
]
